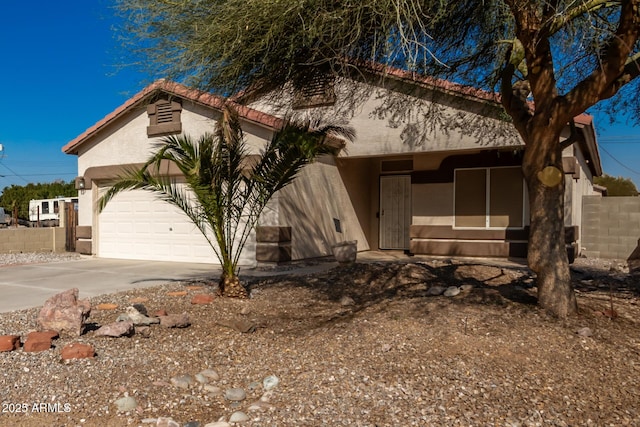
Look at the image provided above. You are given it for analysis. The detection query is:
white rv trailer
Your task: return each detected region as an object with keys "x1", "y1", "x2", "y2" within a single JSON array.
[{"x1": 29, "y1": 197, "x2": 78, "y2": 226}]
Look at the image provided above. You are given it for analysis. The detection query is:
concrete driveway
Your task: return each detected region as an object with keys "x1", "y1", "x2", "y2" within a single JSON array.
[{"x1": 0, "y1": 258, "x2": 220, "y2": 313}]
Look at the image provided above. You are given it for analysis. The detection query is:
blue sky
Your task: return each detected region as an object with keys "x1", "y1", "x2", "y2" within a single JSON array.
[
  {"x1": 0, "y1": 1, "x2": 147, "y2": 191},
  {"x1": 1, "y1": 1, "x2": 639, "y2": 193}
]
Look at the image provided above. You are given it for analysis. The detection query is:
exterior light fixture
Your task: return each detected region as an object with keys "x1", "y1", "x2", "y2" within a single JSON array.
[{"x1": 75, "y1": 176, "x2": 86, "y2": 190}]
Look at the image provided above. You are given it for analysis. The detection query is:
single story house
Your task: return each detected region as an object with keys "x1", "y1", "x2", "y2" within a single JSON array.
[{"x1": 63, "y1": 67, "x2": 603, "y2": 264}]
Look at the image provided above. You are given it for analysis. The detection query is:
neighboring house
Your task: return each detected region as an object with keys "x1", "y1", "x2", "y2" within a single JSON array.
[{"x1": 63, "y1": 67, "x2": 602, "y2": 265}]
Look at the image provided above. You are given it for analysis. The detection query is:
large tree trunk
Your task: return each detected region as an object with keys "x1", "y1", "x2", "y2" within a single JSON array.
[{"x1": 522, "y1": 125, "x2": 577, "y2": 318}]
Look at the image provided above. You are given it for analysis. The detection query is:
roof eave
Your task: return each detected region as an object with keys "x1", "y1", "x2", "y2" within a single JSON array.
[{"x1": 62, "y1": 81, "x2": 281, "y2": 156}]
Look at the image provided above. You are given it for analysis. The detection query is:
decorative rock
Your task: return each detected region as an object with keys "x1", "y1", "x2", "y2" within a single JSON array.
[
  {"x1": 160, "y1": 313, "x2": 191, "y2": 328},
  {"x1": 217, "y1": 318, "x2": 256, "y2": 333},
  {"x1": 577, "y1": 327, "x2": 593, "y2": 337},
  {"x1": 427, "y1": 286, "x2": 445, "y2": 296},
  {"x1": 116, "y1": 313, "x2": 131, "y2": 322},
  {"x1": 460, "y1": 284, "x2": 474, "y2": 292},
  {"x1": 36, "y1": 288, "x2": 91, "y2": 337},
  {"x1": 261, "y1": 390, "x2": 275, "y2": 402},
  {"x1": 454, "y1": 265, "x2": 503, "y2": 282},
  {"x1": 170, "y1": 375, "x2": 194, "y2": 389},
  {"x1": 61, "y1": 343, "x2": 95, "y2": 360},
  {"x1": 444, "y1": 286, "x2": 461, "y2": 297},
  {"x1": 135, "y1": 326, "x2": 151, "y2": 338},
  {"x1": 123, "y1": 306, "x2": 160, "y2": 326},
  {"x1": 224, "y1": 388, "x2": 246, "y2": 402},
  {"x1": 0, "y1": 335, "x2": 21, "y2": 352},
  {"x1": 183, "y1": 422, "x2": 201, "y2": 427},
  {"x1": 95, "y1": 321, "x2": 134, "y2": 338},
  {"x1": 204, "y1": 422, "x2": 231, "y2": 427},
  {"x1": 156, "y1": 417, "x2": 180, "y2": 427},
  {"x1": 199, "y1": 369, "x2": 220, "y2": 381},
  {"x1": 247, "y1": 401, "x2": 275, "y2": 411},
  {"x1": 41, "y1": 330, "x2": 60, "y2": 339},
  {"x1": 114, "y1": 396, "x2": 137, "y2": 412},
  {"x1": 154, "y1": 309, "x2": 168, "y2": 317},
  {"x1": 263, "y1": 375, "x2": 279, "y2": 391},
  {"x1": 166, "y1": 291, "x2": 188, "y2": 297},
  {"x1": 204, "y1": 385, "x2": 222, "y2": 395},
  {"x1": 132, "y1": 303, "x2": 149, "y2": 315},
  {"x1": 340, "y1": 296, "x2": 355, "y2": 306},
  {"x1": 191, "y1": 294, "x2": 215, "y2": 305},
  {"x1": 23, "y1": 331, "x2": 53, "y2": 352},
  {"x1": 195, "y1": 373, "x2": 209, "y2": 384},
  {"x1": 229, "y1": 411, "x2": 249, "y2": 423}
]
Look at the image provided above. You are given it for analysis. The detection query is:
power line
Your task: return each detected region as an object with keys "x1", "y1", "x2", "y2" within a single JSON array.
[
  {"x1": 599, "y1": 135, "x2": 640, "y2": 144},
  {"x1": 0, "y1": 162, "x2": 31, "y2": 183},
  {"x1": 599, "y1": 144, "x2": 640, "y2": 176},
  {"x1": 0, "y1": 172, "x2": 76, "y2": 177}
]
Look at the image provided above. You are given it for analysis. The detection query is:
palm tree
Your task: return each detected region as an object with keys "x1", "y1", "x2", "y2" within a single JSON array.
[{"x1": 98, "y1": 104, "x2": 354, "y2": 298}]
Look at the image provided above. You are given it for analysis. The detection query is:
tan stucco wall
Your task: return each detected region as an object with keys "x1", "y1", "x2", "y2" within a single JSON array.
[
  {"x1": 0, "y1": 228, "x2": 66, "y2": 253},
  {"x1": 250, "y1": 79, "x2": 522, "y2": 158},
  {"x1": 337, "y1": 157, "x2": 376, "y2": 249},
  {"x1": 73, "y1": 100, "x2": 274, "y2": 264},
  {"x1": 563, "y1": 144, "x2": 598, "y2": 255},
  {"x1": 75, "y1": 101, "x2": 273, "y2": 228},
  {"x1": 278, "y1": 156, "x2": 369, "y2": 259}
]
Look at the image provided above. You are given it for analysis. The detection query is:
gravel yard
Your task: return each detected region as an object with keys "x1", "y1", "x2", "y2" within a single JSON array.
[
  {"x1": 0, "y1": 252, "x2": 81, "y2": 267},
  {"x1": 0, "y1": 254, "x2": 639, "y2": 427}
]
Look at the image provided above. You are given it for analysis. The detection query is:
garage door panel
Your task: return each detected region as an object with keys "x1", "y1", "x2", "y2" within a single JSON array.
[{"x1": 98, "y1": 188, "x2": 249, "y2": 264}]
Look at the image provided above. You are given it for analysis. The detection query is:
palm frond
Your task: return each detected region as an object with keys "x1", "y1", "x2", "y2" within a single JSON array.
[{"x1": 98, "y1": 104, "x2": 355, "y2": 282}]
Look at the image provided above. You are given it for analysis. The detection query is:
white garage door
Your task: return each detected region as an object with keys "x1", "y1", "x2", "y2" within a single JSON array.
[{"x1": 98, "y1": 189, "x2": 230, "y2": 264}]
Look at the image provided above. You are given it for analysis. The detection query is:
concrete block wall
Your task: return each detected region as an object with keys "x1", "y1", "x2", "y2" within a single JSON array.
[
  {"x1": 0, "y1": 228, "x2": 67, "y2": 254},
  {"x1": 582, "y1": 196, "x2": 640, "y2": 259}
]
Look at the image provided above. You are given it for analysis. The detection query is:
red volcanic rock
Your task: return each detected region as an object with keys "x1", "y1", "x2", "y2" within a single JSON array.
[
  {"x1": 0, "y1": 335, "x2": 21, "y2": 352},
  {"x1": 61, "y1": 343, "x2": 95, "y2": 360},
  {"x1": 191, "y1": 294, "x2": 214, "y2": 305},
  {"x1": 23, "y1": 331, "x2": 53, "y2": 352},
  {"x1": 160, "y1": 313, "x2": 191, "y2": 328},
  {"x1": 37, "y1": 288, "x2": 91, "y2": 337}
]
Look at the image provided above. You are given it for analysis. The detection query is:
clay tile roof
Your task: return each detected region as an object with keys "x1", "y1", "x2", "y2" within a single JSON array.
[
  {"x1": 63, "y1": 80, "x2": 283, "y2": 155},
  {"x1": 364, "y1": 62, "x2": 501, "y2": 104}
]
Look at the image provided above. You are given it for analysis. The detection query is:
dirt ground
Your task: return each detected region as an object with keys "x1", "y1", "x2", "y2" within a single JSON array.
[{"x1": 1, "y1": 256, "x2": 639, "y2": 426}]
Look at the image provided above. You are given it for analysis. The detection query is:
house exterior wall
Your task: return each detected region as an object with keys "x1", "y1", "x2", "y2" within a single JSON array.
[
  {"x1": 74, "y1": 100, "x2": 274, "y2": 263},
  {"x1": 562, "y1": 142, "x2": 599, "y2": 256},
  {"x1": 277, "y1": 156, "x2": 370, "y2": 259},
  {"x1": 68, "y1": 78, "x2": 602, "y2": 264},
  {"x1": 250, "y1": 78, "x2": 522, "y2": 159}
]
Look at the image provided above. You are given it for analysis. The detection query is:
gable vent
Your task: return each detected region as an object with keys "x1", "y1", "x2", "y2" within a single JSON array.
[
  {"x1": 293, "y1": 73, "x2": 336, "y2": 109},
  {"x1": 156, "y1": 102, "x2": 174, "y2": 124},
  {"x1": 147, "y1": 98, "x2": 182, "y2": 137}
]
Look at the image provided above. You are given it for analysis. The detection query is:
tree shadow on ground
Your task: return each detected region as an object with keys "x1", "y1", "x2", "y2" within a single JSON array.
[{"x1": 244, "y1": 260, "x2": 544, "y2": 334}]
